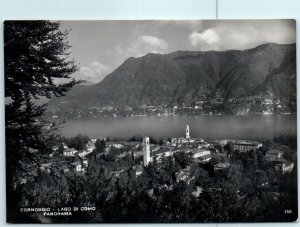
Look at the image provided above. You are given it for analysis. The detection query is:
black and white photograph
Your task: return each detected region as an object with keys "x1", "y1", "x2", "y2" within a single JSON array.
[{"x1": 5, "y1": 20, "x2": 297, "y2": 223}]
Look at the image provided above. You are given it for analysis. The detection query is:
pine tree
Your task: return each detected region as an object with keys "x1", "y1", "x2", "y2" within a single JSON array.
[{"x1": 5, "y1": 21, "x2": 81, "y2": 221}]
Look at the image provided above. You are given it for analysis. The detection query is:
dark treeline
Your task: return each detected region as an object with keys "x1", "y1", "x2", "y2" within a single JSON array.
[
  {"x1": 100, "y1": 134, "x2": 165, "y2": 146},
  {"x1": 273, "y1": 133, "x2": 297, "y2": 150},
  {"x1": 127, "y1": 134, "x2": 164, "y2": 145}
]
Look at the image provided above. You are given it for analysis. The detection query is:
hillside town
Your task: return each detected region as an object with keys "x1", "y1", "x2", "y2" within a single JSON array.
[{"x1": 19, "y1": 125, "x2": 294, "y2": 190}]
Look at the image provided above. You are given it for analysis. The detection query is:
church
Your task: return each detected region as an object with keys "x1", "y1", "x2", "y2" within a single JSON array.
[
  {"x1": 143, "y1": 136, "x2": 174, "y2": 167},
  {"x1": 143, "y1": 125, "x2": 195, "y2": 167},
  {"x1": 171, "y1": 124, "x2": 197, "y2": 144}
]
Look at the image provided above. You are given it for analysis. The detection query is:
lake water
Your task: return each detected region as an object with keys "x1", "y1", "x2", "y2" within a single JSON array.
[{"x1": 59, "y1": 114, "x2": 297, "y2": 141}]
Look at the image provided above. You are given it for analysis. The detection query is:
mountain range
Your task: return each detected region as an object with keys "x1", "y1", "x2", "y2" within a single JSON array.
[{"x1": 47, "y1": 43, "x2": 296, "y2": 111}]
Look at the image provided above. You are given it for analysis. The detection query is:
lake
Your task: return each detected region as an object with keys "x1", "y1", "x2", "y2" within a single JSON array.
[{"x1": 59, "y1": 114, "x2": 297, "y2": 141}]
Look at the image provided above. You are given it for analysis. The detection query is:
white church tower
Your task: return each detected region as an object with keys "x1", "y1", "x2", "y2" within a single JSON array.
[
  {"x1": 143, "y1": 136, "x2": 151, "y2": 166},
  {"x1": 186, "y1": 125, "x2": 190, "y2": 140}
]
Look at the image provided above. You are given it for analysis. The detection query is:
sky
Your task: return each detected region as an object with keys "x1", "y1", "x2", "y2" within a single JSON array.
[{"x1": 61, "y1": 20, "x2": 296, "y2": 84}]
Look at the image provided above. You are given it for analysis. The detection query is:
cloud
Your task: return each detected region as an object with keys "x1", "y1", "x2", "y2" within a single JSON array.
[
  {"x1": 118, "y1": 35, "x2": 168, "y2": 58},
  {"x1": 187, "y1": 20, "x2": 296, "y2": 51},
  {"x1": 90, "y1": 61, "x2": 111, "y2": 76},
  {"x1": 140, "y1": 35, "x2": 167, "y2": 49},
  {"x1": 77, "y1": 61, "x2": 111, "y2": 83},
  {"x1": 189, "y1": 29, "x2": 220, "y2": 48}
]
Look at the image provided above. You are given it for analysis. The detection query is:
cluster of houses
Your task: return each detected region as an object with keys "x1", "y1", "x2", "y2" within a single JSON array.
[
  {"x1": 19, "y1": 124, "x2": 294, "y2": 189},
  {"x1": 140, "y1": 125, "x2": 294, "y2": 179},
  {"x1": 142, "y1": 125, "x2": 262, "y2": 167},
  {"x1": 142, "y1": 125, "x2": 214, "y2": 167},
  {"x1": 59, "y1": 141, "x2": 96, "y2": 172},
  {"x1": 21, "y1": 140, "x2": 97, "y2": 184}
]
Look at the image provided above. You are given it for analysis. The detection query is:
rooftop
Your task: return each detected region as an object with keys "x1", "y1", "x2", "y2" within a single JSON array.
[
  {"x1": 155, "y1": 148, "x2": 171, "y2": 155},
  {"x1": 190, "y1": 148, "x2": 210, "y2": 154},
  {"x1": 234, "y1": 140, "x2": 262, "y2": 146},
  {"x1": 199, "y1": 154, "x2": 212, "y2": 160},
  {"x1": 70, "y1": 161, "x2": 81, "y2": 166},
  {"x1": 64, "y1": 148, "x2": 77, "y2": 152},
  {"x1": 266, "y1": 149, "x2": 284, "y2": 155}
]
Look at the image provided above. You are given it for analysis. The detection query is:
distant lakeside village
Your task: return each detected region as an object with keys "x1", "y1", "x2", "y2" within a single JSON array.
[
  {"x1": 46, "y1": 91, "x2": 295, "y2": 119},
  {"x1": 20, "y1": 124, "x2": 294, "y2": 189}
]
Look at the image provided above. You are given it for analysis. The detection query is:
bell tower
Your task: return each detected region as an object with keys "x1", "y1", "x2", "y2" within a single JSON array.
[
  {"x1": 186, "y1": 125, "x2": 190, "y2": 140},
  {"x1": 143, "y1": 136, "x2": 151, "y2": 166}
]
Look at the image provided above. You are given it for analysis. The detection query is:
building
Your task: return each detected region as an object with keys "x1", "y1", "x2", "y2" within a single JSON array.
[
  {"x1": 197, "y1": 142, "x2": 210, "y2": 149},
  {"x1": 62, "y1": 143, "x2": 68, "y2": 149},
  {"x1": 190, "y1": 149, "x2": 211, "y2": 159},
  {"x1": 233, "y1": 140, "x2": 262, "y2": 152},
  {"x1": 171, "y1": 125, "x2": 197, "y2": 144},
  {"x1": 106, "y1": 142, "x2": 124, "y2": 149},
  {"x1": 78, "y1": 150, "x2": 87, "y2": 158},
  {"x1": 274, "y1": 161, "x2": 294, "y2": 174},
  {"x1": 155, "y1": 149, "x2": 173, "y2": 162},
  {"x1": 191, "y1": 186, "x2": 203, "y2": 198},
  {"x1": 151, "y1": 145, "x2": 161, "y2": 153},
  {"x1": 91, "y1": 137, "x2": 106, "y2": 143},
  {"x1": 175, "y1": 166, "x2": 195, "y2": 184},
  {"x1": 70, "y1": 161, "x2": 84, "y2": 172},
  {"x1": 129, "y1": 165, "x2": 144, "y2": 179},
  {"x1": 171, "y1": 137, "x2": 190, "y2": 144},
  {"x1": 86, "y1": 141, "x2": 95, "y2": 153},
  {"x1": 214, "y1": 162, "x2": 230, "y2": 171},
  {"x1": 82, "y1": 157, "x2": 88, "y2": 167},
  {"x1": 266, "y1": 149, "x2": 284, "y2": 161},
  {"x1": 39, "y1": 162, "x2": 52, "y2": 173},
  {"x1": 198, "y1": 154, "x2": 212, "y2": 162},
  {"x1": 134, "y1": 165, "x2": 144, "y2": 176},
  {"x1": 143, "y1": 136, "x2": 151, "y2": 166},
  {"x1": 218, "y1": 139, "x2": 236, "y2": 146},
  {"x1": 63, "y1": 148, "x2": 77, "y2": 157},
  {"x1": 133, "y1": 150, "x2": 143, "y2": 159}
]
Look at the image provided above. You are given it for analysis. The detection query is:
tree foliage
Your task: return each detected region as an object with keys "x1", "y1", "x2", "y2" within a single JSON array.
[
  {"x1": 95, "y1": 139, "x2": 106, "y2": 153},
  {"x1": 62, "y1": 134, "x2": 90, "y2": 150},
  {"x1": 174, "y1": 151, "x2": 191, "y2": 168},
  {"x1": 5, "y1": 20, "x2": 80, "y2": 162},
  {"x1": 5, "y1": 20, "x2": 81, "y2": 222}
]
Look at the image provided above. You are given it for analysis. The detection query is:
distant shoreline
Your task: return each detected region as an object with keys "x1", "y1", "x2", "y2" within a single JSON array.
[{"x1": 48, "y1": 112, "x2": 297, "y2": 121}]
